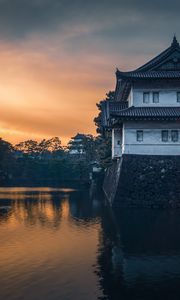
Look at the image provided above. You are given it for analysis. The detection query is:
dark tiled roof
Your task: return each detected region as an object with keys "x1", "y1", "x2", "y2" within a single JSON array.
[
  {"x1": 115, "y1": 37, "x2": 180, "y2": 84},
  {"x1": 71, "y1": 133, "x2": 85, "y2": 140},
  {"x1": 114, "y1": 37, "x2": 180, "y2": 101},
  {"x1": 109, "y1": 101, "x2": 128, "y2": 111},
  {"x1": 101, "y1": 101, "x2": 128, "y2": 126},
  {"x1": 136, "y1": 36, "x2": 180, "y2": 72},
  {"x1": 110, "y1": 106, "x2": 180, "y2": 120},
  {"x1": 116, "y1": 71, "x2": 180, "y2": 79},
  {"x1": 114, "y1": 79, "x2": 131, "y2": 101}
]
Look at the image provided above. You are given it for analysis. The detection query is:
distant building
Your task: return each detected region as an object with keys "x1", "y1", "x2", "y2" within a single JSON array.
[
  {"x1": 68, "y1": 133, "x2": 86, "y2": 155},
  {"x1": 102, "y1": 36, "x2": 180, "y2": 158}
]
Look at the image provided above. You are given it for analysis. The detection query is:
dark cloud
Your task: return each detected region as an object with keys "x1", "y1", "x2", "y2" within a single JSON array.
[
  {"x1": 0, "y1": 0, "x2": 180, "y2": 144},
  {"x1": 0, "y1": 0, "x2": 179, "y2": 40},
  {"x1": 0, "y1": 0, "x2": 179, "y2": 76}
]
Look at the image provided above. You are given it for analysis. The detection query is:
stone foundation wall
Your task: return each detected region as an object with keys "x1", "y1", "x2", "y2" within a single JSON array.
[
  {"x1": 103, "y1": 159, "x2": 122, "y2": 205},
  {"x1": 103, "y1": 155, "x2": 180, "y2": 208}
]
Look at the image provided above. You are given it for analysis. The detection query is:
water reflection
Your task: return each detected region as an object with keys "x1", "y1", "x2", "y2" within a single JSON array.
[
  {"x1": 0, "y1": 188, "x2": 102, "y2": 300},
  {"x1": 1, "y1": 188, "x2": 180, "y2": 300},
  {"x1": 98, "y1": 208, "x2": 180, "y2": 300},
  {"x1": 0, "y1": 188, "x2": 102, "y2": 229},
  {"x1": 0, "y1": 188, "x2": 66, "y2": 229}
]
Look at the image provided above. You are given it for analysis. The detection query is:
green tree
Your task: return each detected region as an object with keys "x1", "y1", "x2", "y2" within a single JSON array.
[
  {"x1": 48, "y1": 137, "x2": 63, "y2": 158},
  {"x1": 15, "y1": 137, "x2": 63, "y2": 159},
  {"x1": 83, "y1": 134, "x2": 96, "y2": 163},
  {"x1": 15, "y1": 140, "x2": 38, "y2": 157},
  {"x1": 0, "y1": 138, "x2": 15, "y2": 182},
  {"x1": 94, "y1": 91, "x2": 115, "y2": 135},
  {"x1": 94, "y1": 91, "x2": 114, "y2": 168}
]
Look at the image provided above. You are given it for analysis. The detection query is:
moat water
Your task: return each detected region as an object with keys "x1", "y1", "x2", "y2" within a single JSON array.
[{"x1": 0, "y1": 187, "x2": 180, "y2": 300}]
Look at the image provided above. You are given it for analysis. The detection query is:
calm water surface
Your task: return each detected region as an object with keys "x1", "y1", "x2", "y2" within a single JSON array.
[{"x1": 0, "y1": 187, "x2": 180, "y2": 300}]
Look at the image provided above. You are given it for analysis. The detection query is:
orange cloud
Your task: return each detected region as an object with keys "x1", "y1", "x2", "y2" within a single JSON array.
[{"x1": 0, "y1": 35, "x2": 148, "y2": 145}]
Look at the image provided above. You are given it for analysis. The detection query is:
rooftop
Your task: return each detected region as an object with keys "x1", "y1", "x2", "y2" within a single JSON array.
[
  {"x1": 117, "y1": 36, "x2": 180, "y2": 77},
  {"x1": 110, "y1": 106, "x2": 180, "y2": 121},
  {"x1": 71, "y1": 133, "x2": 86, "y2": 140},
  {"x1": 114, "y1": 37, "x2": 180, "y2": 101},
  {"x1": 116, "y1": 70, "x2": 180, "y2": 80}
]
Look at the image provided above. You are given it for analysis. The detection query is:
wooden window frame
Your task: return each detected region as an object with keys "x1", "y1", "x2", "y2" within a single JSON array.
[
  {"x1": 171, "y1": 130, "x2": 178, "y2": 142},
  {"x1": 143, "y1": 92, "x2": 150, "y2": 104},
  {"x1": 137, "y1": 130, "x2": 143, "y2": 142},
  {"x1": 153, "y1": 92, "x2": 159, "y2": 103},
  {"x1": 161, "y1": 130, "x2": 168, "y2": 142}
]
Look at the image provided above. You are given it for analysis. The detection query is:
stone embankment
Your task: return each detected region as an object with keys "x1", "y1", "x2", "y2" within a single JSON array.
[{"x1": 103, "y1": 155, "x2": 180, "y2": 208}]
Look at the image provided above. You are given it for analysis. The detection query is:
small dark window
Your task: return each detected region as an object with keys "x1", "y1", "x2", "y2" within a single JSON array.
[
  {"x1": 153, "y1": 92, "x2": 159, "y2": 103},
  {"x1": 177, "y1": 92, "x2": 180, "y2": 103},
  {"x1": 143, "y1": 92, "x2": 150, "y2": 103},
  {"x1": 137, "y1": 130, "x2": 143, "y2": 142},
  {"x1": 162, "y1": 130, "x2": 168, "y2": 142},
  {"x1": 171, "y1": 130, "x2": 178, "y2": 142},
  {"x1": 117, "y1": 140, "x2": 121, "y2": 145}
]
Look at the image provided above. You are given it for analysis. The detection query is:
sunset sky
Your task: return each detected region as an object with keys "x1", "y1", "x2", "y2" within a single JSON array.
[{"x1": 0, "y1": 0, "x2": 179, "y2": 145}]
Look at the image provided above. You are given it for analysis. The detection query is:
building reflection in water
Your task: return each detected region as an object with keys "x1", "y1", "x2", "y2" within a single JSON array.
[
  {"x1": 69, "y1": 190, "x2": 102, "y2": 226},
  {"x1": 1, "y1": 188, "x2": 180, "y2": 300},
  {"x1": 97, "y1": 208, "x2": 180, "y2": 300}
]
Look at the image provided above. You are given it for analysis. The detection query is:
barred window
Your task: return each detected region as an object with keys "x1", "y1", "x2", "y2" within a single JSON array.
[
  {"x1": 171, "y1": 130, "x2": 178, "y2": 142},
  {"x1": 161, "y1": 130, "x2": 168, "y2": 142},
  {"x1": 143, "y1": 92, "x2": 150, "y2": 103},
  {"x1": 137, "y1": 130, "x2": 143, "y2": 142},
  {"x1": 153, "y1": 92, "x2": 159, "y2": 103}
]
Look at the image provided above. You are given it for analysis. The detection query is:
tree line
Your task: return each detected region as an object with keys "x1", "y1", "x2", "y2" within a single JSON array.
[
  {"x1": 0, "y1": 135, "x2": 91, "y2": 185},
  {"x1": 0, "y1": 90, "x2": 113, "y2": 186},
  {"x1": 0, "y1": 134, "x2": 106, "y2": 186}
]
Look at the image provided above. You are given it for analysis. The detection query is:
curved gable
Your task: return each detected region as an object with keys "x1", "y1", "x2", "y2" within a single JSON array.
[{"x1": 137, "y1": 36, "x2": 180, "y2": 72}]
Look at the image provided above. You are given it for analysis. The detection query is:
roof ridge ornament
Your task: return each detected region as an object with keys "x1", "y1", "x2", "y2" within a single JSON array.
[{"x1": 171, "y1": 35, "x2": 179, "y2": 47}]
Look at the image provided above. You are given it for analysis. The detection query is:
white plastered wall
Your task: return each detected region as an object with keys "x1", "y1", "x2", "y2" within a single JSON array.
[
  {"x1": 122, "y1": 121, "x2": 180, "y2": 155},
  {"x1": 112, "y1": 128, "x2": 122, "y2": 158},
  {"x1": 133, "y1": 89, "x2": 180, "y2": 107}
]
